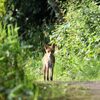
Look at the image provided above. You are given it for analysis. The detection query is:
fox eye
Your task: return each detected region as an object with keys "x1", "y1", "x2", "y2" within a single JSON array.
[{"x1": 47, "y1": 50, "x2": 51, "y2": 53}]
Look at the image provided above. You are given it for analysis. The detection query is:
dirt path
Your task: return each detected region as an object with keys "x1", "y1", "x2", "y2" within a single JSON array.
[{"x1": 35, "y1": 81, "x2": 100, "y2": 100}]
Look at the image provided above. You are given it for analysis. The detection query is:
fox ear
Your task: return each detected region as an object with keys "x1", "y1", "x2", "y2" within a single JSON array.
[
  {"x1": 44, "y1": 44, "x2": 49, "y2": 50},
  {"x1": 52, "y1": 44, "x2": 55, "y2": 49},
  {"x1": 51, "y1": 44, "x2": 55, "y2": 53}
]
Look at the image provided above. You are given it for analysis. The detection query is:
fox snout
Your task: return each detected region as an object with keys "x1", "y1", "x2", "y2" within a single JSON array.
[{"x1": 47, "y1": 52, "x2": 52, "y2": 58}]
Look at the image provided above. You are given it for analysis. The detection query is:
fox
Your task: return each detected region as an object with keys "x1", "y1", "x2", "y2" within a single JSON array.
[{"x1": 42, "y1": 44, "x2": 55, "y2": 81}]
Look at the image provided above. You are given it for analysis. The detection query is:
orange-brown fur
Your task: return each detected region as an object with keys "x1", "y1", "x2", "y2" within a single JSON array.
[{"x1": 42, "y1": 44, "x2": 55, "y2": 81}]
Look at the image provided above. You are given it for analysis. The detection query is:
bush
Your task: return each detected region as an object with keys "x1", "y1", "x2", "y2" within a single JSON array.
[
  {"x1": 0, "y1": 22, "x2": 41, "y2": 87},
  {"x1": 50, "y1": 0, "x2": 100, "y2": 80}
]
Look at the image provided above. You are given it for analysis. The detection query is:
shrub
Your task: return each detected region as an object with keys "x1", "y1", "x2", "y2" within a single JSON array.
[{"x1": 50, "y1": 0, "x2": 100, "y2": 80}]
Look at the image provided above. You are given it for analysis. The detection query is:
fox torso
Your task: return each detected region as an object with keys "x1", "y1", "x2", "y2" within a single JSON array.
[{"x1": 42, "y1": 53, "x2": 55, "y2": 68}]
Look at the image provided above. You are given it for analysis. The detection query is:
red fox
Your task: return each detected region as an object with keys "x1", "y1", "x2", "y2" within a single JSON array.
[{"x1": 42, "y1": 44, "x2": 55, "y2": 81}]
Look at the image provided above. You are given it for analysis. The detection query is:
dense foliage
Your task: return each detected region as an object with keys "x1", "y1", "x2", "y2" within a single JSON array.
[
  {"x1": 50, "y1": 0, "x2": 100, "y2": 80},
  {"x1": 0, "y1": 0, "x2": 100, "y2": 99}
]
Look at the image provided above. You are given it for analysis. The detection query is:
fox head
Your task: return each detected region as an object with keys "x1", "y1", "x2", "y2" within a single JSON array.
[{"x1": 44, "y1": 44, "x2": 55, "y2": 57}]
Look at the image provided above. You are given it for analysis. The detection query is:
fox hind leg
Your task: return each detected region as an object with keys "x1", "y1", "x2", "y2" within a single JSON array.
[
  {"x1": 47, "y1": 68, "x2": 49, "y2": 81},
  {"x1": 49, "y1": 68, "x2": 53, "y2": 81}
]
